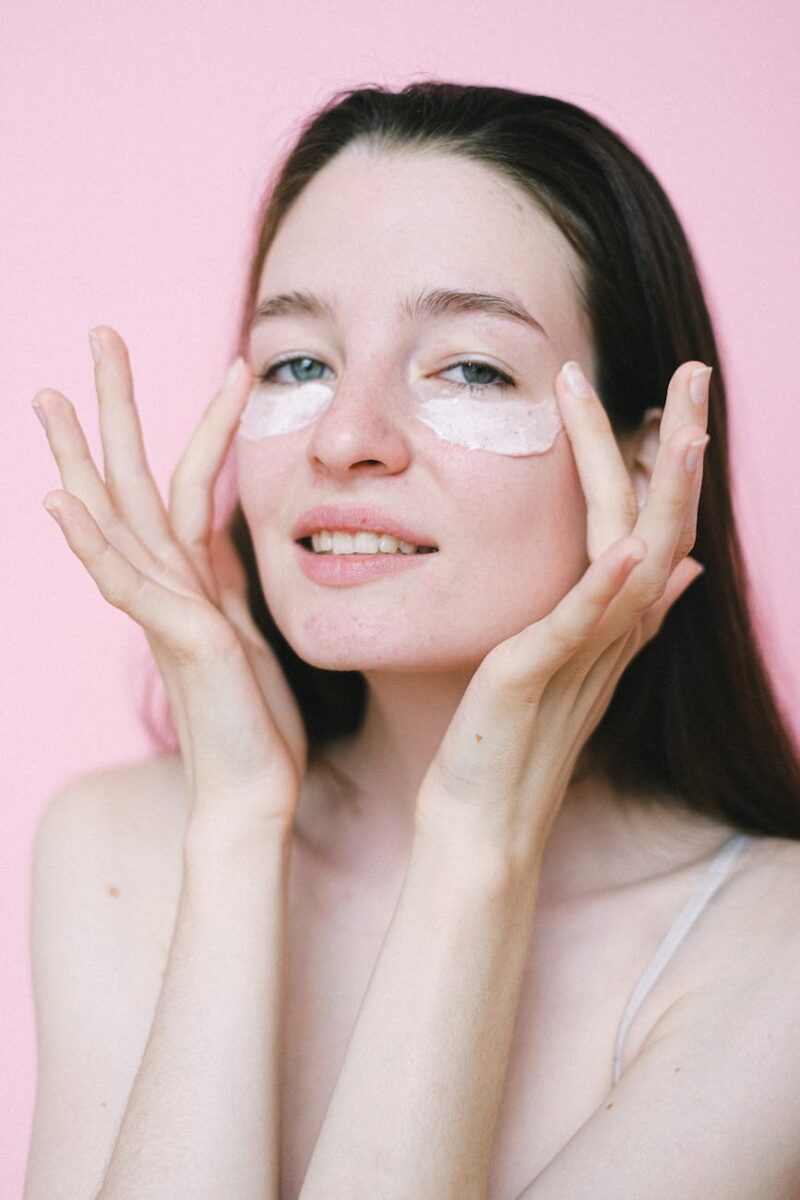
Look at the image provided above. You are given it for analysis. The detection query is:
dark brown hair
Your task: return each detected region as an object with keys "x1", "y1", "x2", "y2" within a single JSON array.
[{"x1": 141, "y1": 81, "x2": 800, "y2": 837}]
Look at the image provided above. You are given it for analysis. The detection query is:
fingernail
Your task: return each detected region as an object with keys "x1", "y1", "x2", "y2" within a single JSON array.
[
  {"x1": 31, "y1": 400, "x2": 47, "y2": 429},
  {"x1": 224, "y1": 356, "x2": 246, "y2": 388},
  {"x1": 685, "y1": 433, "x2": 710, "y2": 473},
  {"x1": 42, "y1": 497, "x2": 62, "y2": 524},
  {"x1": 563, "y1": 361, "x2": 592, "y2": 399},
  {"x1": 88, "y1": 328, "x2": 102, "y2": 364},
  {"x1": 690, "y1": 365, "x2": 712, "y2": 407}
]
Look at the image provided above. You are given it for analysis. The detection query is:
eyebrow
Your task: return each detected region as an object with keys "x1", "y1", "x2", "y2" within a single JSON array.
[{"x1": 251, "y1": 287, "x2": 547, "y2": 337}]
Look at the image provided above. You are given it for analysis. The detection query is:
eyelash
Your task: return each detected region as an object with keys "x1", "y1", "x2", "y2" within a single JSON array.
[{"x1": 256, "y1": 355, "x2": 516, "y2": 398}]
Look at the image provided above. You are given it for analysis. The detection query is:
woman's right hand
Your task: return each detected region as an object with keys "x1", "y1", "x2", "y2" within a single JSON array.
[{"x1": 32, "y1": 325, "x2": 307, "y2": 830}]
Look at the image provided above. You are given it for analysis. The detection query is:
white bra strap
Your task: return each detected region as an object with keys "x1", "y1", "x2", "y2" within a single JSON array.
[{"x1": 611, "y1": 833, "x2": 752, "y2": 1086}]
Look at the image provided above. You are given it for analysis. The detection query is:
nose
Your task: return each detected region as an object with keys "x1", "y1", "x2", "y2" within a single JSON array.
[{"x1": 304, "y1": 370, "x2": 413, "y2": 479}]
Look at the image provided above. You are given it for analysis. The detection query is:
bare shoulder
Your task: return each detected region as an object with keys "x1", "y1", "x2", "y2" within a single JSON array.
[
  {"x1": 721, "y1": 833, "x2": 800, "y2": 974},
  {"x1": 719, "y1": 832, "x2": 800, "y2": 937},
  {"x1": 36, "y1": 751, "x2": 191, "y2": 852},
  {"x1": 32, "y1": 752, "x2": 191, "y2": 956},
  {"x1": 30, "y1": 750, "x2": 191, "y2": 1028},
  {"x1": 658, "y1": 831, "x2": 800, "y2": 1033},
  {"x1": 25, "y1": 754, "x2": 189, "y2": 1200}
]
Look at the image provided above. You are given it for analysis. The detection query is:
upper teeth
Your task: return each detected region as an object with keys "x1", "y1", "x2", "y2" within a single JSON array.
[{"x1": 310, "y1": 530, "x2": 419, "y2": 555}]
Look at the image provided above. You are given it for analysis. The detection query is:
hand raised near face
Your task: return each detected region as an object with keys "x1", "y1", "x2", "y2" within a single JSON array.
[
  {"x1": 415, "y1": 359, "x2": 710, "y2": 868},
  {"x1": 33, "y1": 326, "x2": 307, "y2": 830}
]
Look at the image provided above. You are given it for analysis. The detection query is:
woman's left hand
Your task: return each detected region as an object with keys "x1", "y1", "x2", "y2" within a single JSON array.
[{"x1": 414, "y1": 358, "x2": 711, "y2": 868}]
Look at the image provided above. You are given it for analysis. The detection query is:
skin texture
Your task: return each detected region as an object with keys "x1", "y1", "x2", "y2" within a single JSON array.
[
  {"x1": 32, "y1": 146, "x2": 800, "y2": 1200},
  {"x1": 241, "y1": 144, "x2": 594, "y2": 676},
  {"x1": 238, "y1": 143, "x2": 673, "y2": 882}
]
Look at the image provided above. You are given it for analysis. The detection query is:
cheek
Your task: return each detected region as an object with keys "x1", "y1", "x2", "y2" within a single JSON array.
[
  {"x1": 235, "y1": 437, "x2": 294, "y2": 524},
  {"x1": 462, "y1": 434, "x2": 589, "y2": 627}
]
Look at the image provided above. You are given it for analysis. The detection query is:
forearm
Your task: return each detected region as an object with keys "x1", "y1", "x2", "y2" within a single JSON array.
[
  {"x1": 299, "y1": 822, "x2": 542, "y2": 1200},
  {"x1": 95, "y1": 808, "x2": 291, "y2": 1200}
]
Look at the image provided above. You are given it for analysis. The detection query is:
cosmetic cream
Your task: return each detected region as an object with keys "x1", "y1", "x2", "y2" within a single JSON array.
[{"x1": 238, "y1": 382, "x2": 562, "y2": 457}]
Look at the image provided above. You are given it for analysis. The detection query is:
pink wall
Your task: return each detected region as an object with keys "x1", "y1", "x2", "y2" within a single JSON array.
[{"x1": 4, "y1": 0, "x2": 798, "y2": 1191}]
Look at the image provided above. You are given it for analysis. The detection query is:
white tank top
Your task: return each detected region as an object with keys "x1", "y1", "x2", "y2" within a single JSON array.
[{"x1": 611, "y1": 832, "x2": 752, "y2": 1085}]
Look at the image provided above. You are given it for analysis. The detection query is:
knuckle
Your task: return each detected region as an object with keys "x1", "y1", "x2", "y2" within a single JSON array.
[
  {"x1": 171, "y1": 606, "x2": 238, "y2": 669},
  {"x1": 547, "y1": 612, "x2": 583, "y2": 655},
  {"x1": 673, "y1": 530, "x2": 696, "y2": 566},
  {"x1": 617, "y1": 491, "x2": 639, "y2": 528},
  {"x1": 632, "y1": 570, "x2": 666, "y2": 611},
  {"x1": 482, "y1": 637, "x2": 543, "y2": 697},
  {"x1": 97, "y1": 568, "x2": 141, "y2": 611}
]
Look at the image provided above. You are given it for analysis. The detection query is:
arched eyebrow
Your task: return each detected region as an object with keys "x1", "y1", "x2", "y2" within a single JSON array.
[{"x1": 251, "y1": 287, "x2": 548, "y2": 337}]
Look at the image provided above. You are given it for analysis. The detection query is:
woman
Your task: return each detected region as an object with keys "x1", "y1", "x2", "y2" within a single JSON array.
[{"x1": 25, "y1": 82, "x2": 800, "y2": 1199}]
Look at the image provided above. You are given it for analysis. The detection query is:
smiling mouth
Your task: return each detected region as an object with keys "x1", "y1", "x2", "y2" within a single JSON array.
[{"x1": 298, "y1": 532, "x2": 438, "y2": 554}]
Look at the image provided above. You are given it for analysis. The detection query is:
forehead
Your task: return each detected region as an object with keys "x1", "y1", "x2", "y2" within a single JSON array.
[{"x1": 256, "y1": 145, "x2": 585, "y2": 337}]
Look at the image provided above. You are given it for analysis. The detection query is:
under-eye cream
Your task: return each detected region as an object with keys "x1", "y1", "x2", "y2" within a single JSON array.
[{"x1": 237, "y1": 381, "x2": 562, "y2": 457}]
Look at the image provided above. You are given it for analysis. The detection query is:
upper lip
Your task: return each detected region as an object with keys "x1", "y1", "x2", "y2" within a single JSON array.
[{"x1": 292, "y1": 506, "x2": 438, "y2": 548}]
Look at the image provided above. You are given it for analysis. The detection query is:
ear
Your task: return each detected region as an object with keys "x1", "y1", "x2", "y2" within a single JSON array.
[{"x1": 618, "y1": 406, "x2": 663, "y2": 511}]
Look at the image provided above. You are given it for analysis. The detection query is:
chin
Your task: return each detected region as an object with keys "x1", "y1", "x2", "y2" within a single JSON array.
[{"x1": 274, "y1": 609, "x2": 490, "y2": 676}]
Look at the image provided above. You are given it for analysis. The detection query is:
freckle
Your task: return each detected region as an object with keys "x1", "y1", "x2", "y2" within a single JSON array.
[
  {"x1": 475, "y1": 733, "x2": 483, "y2": 742},
  {"x1": 100, "y1": 1101, "x2": 107, "y2": 1108},
  {"x1": 106, "y1": 884, "x2": 120, "y2": 898},
  {"x1": 674, "y1": 1066, "x2": 681, "y2": 1072},
  {"x1": 605, "y1": 1102, "x2": 614, "y2": 1109}
]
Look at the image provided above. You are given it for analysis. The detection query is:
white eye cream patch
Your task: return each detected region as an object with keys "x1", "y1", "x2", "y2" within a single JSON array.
[
  {"x1": 238, "y1": 381, "x2": 335, "y2": 439},
  {"x1": 237, "y1": 383, "x2": 562, "y2": 457},
  {"x1": 415, "y1": 392, "x2": 562, "y2": 456}
]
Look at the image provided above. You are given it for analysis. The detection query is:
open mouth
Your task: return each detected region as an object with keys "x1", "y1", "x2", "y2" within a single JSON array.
[{"x1": 297, "y1": 533, "x2": 439, "y2": 556}]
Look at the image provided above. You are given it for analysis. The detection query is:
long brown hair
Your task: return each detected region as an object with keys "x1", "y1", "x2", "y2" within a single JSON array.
[{"x1": 141, "y1": 81, "x2": 800, "y2": 837}]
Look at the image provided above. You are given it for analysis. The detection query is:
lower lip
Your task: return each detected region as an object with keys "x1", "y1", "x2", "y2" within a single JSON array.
[{"x1": 294, "y1": 542, "x2": 438, "y2": 587}]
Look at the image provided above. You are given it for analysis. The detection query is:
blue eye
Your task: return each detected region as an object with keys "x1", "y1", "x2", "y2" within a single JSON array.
[
  {"x1": 257, "y1": 355, "x2": 516, "y2": 397},
  {"x1": 257, "y1": 355, "x2": 332, "y2": 385},
  {"x1": 441, "y1": 360, "x2": 515, "y2": 398}
]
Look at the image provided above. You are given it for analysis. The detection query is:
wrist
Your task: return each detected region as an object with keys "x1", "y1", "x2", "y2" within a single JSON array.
[
  {"x1": 411, "y1": 807, "x2": 543, "y2": 906},
  {"x1": 185, "y1": 802, "x2": 293, "y2": 863}
]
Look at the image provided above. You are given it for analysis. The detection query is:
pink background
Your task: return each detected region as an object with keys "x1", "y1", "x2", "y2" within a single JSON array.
[{"x1": 3, "y1": 1, "x2": 798, "y2": 1191}]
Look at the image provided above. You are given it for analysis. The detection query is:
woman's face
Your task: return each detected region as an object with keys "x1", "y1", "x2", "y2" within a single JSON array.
[{"x1": 238, "y1": 144, "x2": 596, "y2": 673}]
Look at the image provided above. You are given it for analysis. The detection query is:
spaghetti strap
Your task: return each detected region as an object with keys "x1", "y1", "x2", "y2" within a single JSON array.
[{"x1": 611, "y1": 832, "x2": 752, "y2": 1086}]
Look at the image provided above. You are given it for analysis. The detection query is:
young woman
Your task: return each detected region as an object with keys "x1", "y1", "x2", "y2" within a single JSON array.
[{"x1": 25, "y1": 82, "x2": 800, "y2": 1200}]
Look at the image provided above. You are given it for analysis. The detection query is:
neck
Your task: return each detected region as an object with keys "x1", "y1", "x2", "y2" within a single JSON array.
[
  {"x1": 296, "y1": 666, "x2": 470, "y2": 880},
  {"x1": 294, "y1": 669, "x2": 731, "y2": 901}
]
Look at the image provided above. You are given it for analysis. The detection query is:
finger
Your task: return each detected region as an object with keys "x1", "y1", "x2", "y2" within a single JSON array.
[
  {"x1": 168, "y1": 357, "x2": 253, "y2": 597},
  {"x1": 41, "y1": 488, "x2": 230, "y2": 665},
  {"x1": 90, "y1": 326, "x2": 195, "y2": 580},
  {"x1": 208, "y1": 527, "x2": 264, "y2": 644},
  {"x1": 619, "y1": 423, "x2": 709, "y2": 621},
  {"x1": 657, "y1": 361, "x2": 712, "y2": 447},
  {"x1": 489, "y1": 533, "x2": 647, "y2": 697},
  {"x1": 32, "y1": 387, "x2": 179, "y2": 585},
  {"x1": 637, "y1": 555, "x2": 705, "y2": 643},
  {"x1": 648, "y1": 361, "x2": 711, "y2": 568},
  {"x1": 417, "y1": 539, "x2": 647, "y2": 816},
  {"x1": 556, "y1": 361, "x2": 639, "y2": 561},
  {"x1": 568, "y1": 624, "x2": 642, "y2": 747},
  {"x1": 672, "y1": 437, "x2": 705, "y2": 570}
]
